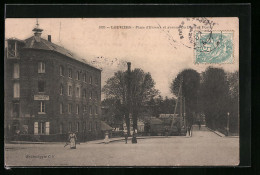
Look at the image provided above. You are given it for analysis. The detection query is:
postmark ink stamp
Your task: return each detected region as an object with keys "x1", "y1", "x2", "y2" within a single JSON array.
[{"x1": 194, "y1": 30, "x2": 234, "y2": 64}]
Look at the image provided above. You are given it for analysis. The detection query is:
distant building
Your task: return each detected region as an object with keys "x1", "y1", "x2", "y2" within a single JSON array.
[{"x1": 5, "y1": 22, "x2": 102, "y2": 141}]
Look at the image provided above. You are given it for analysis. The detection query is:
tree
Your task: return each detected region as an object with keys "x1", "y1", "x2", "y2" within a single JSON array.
[
  {"x1": 226, "y1": 71, "x2": 239, "y2": 133},
  {"x1": 102, "y1": 68, "x2": 159, "y2": 134},
  {"x1": 170, "y1": 69, "x2": 200, "y2": 122},
  {"x1": 146, "y1": 96, "x2": 176, "y2": 117},
  {"x1": 200, "y1": 67, "x2": 230, "y2": 130},
  {"x1": 101, "y1": 98, "x2": 124, "y2": 127}
]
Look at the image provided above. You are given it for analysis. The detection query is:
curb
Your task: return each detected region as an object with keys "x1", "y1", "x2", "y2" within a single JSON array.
[
  {"x1": 96, "y1": 136, "x2": 189, "y2": 144},
  {"x1": 7, "y1": 136, "x2": 187, "y2": 145}
]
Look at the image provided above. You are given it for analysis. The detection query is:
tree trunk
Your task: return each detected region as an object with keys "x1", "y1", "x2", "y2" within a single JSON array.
[
  {"x1": 132, "y1": 112, "x2": 138, "y2": 131},
  {"x1": 125, "y1": 113, "x2": 130, "y2": 136}
]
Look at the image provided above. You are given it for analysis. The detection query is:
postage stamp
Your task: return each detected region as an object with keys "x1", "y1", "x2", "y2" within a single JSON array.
[{"x1": 194, "y1": 30, "x2": 234, "y2": 64}]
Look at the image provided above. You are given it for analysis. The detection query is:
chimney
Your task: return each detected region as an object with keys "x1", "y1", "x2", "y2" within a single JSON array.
[
  {"x1": 48, "y1": 35, "x2": 52, "y2": 42},
  {"x1": 127, "y1": 62, "x2": 131, "y2": 73}
]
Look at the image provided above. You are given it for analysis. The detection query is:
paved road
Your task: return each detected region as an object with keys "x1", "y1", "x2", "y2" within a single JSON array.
[{"x1": 5, "y1": 125, "x2": 239, "y2": 166}]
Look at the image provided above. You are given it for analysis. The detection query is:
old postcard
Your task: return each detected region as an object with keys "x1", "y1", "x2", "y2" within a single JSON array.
[{"x1": 5, "y1": 17, "x2": 239, "y2": 166}]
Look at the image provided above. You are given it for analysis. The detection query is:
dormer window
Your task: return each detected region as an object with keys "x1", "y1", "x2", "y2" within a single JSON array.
[{"x1": 7, "y1": 40, "x2": 18, "y2": 58}]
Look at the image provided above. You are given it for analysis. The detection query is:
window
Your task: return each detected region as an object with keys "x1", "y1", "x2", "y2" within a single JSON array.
[
  {"x1": 94, "y1": 91, "x2": 98, "y2": 100},
  {"x1": 95, "y1": 122, "x2": 98, "y2": 130},
  {"x1": 13, "y1": 103, "x2": 19, "y2": 118},
  {"x1": 68, "y1": 103, "x2": 72, "y2": 114},
  {"x1": 83, "y1": 73, "x2": 86, "y2": 82},
  {"x1": 38, "y1": 62, "x2": 45, "y2": 73},
  {"x1": 13, "y1": 82, "x2": 20, "y2": 98},
  {"x1": 76, "y1": 122, "x2": 79, "y2": 132},
  {"x1": 69, "y1": 122, "x2": 72, "y2": 132},
  {"x1": 83, "y1": 105, "x2": 87, "y2": 113},
  {"x1": 93, "y1": 107, "x2": 95, "y2": 115},
  {"x1": 68, "y1": 84, "x2": 72, "y2": 96},
  {"x1": 89, "y1": 76, "x2": 92, "y2": 84},
  {"x1": 76, "y1": 104, "x2": 79, "y2": 114},
  {"x1": 68, "y1": 68, "x2": 72, "y2": 78},
  {"x1": 38, "y1": 122, "x2": 45, "y2": 134},
  {"x1": 83, "y1": 122, "x2": 86, "y2": 131},
  {"x1": 38, "y1": 101, "x2": 45, "y2": 113},
  {"x1": 76, "y1": 87, "x2": 80, "y2": 97},
  {"x1": 83, "y1": 89, "x2": 87, "y2": 98},
  {"x1": 89, "y1": 121, "x2": 92, "y2": 131},
  {"x1": 13, "y1": 63, "x2": 19, "y2": 79},
  {"x1": 60, "y1": 103, "x2": 63, "y2": 114},
  {"x1": 38, "y1": 81, "x2": 45, "y2": 92},
  {"x1": 89, "y1": 91, "x2": 92, "y2": 100},
  {"x1": 95, "y1": 106, "x2": 98, "y2": 115},
  {"x1": 95, "y1": 77, "x2": 98, "y2": 85},
  {"x1": 76, "y1": 71, "x2": 80, "y2": 80},
  {"x1": 60, "y1": 84, "x2": 63, "y2": 95},
  {"x1": 89, "y1": 106, "x2": 92, "y2": 115},
  {"x1": 59, "y1": 66, "x2": 64, "y2": 76}
]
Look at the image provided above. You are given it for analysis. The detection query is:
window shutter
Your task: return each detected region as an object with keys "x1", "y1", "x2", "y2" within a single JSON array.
[
  {"x1": 45, "y1": 122, "x2": 50, "y2": 135},
  {"x1": 34, "y1": 122, "x2": 38, "y2": 135}
]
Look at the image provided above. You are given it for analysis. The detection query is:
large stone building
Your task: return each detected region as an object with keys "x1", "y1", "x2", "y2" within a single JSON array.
[{"x1": 5, "y1": 23, "x2": 102, "y2": 141}]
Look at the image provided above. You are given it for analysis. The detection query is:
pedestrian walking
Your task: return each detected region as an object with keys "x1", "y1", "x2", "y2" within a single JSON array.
[
  {"x1": 132, "y1": 131, "x2": 137, "y2": 144},
  {"x1": 198, "y1": 120, "x2": 201, "y2": 130},
  {"x1": 124, "y1": 130, "x2": 128, "y2": 144},
  {"x1": 104, "y1": 131, "x2": 110, "y2": 144},
  {"x1": 164, "y1": 127, "x2": 169, "y2": 137},
  {"x1": 67, "y1": 132, "x2": 77, "y2": 149}
]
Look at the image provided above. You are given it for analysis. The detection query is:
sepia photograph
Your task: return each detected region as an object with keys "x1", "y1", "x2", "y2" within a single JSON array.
[{"x1": 4, "y1": 17, "x2": 239, "y2": 166}]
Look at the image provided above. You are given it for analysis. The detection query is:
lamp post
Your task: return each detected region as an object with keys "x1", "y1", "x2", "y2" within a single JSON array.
[{"x1": 227, "y1": 112, "x2": 230, "y2": 136}]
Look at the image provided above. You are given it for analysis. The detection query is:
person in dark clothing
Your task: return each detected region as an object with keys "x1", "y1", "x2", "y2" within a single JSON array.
[
  {"x1": 132, "y1": 131, "x2": 137, "y2": 144},
  {"x1": 124, "y1": 131, "x2": 128, "y2": 144},
  {"x1": 164, "y1": 127, "x2": 169, "y2": 137},
  {"x1": 198, "y1": 120, "x2": 201, "y2": 130}
]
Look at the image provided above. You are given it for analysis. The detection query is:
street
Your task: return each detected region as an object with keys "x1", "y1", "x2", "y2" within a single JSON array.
[{"x1": 5, "y1": 126, "x2": 239, "y2": 166}]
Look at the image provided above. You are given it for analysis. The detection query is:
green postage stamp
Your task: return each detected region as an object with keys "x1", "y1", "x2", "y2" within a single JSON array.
[{"x1": 194, "y1": 31, "x2": 234, "y2": 64}]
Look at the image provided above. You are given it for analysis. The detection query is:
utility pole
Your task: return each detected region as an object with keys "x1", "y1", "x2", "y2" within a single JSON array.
[
  {"x1": 127, "y1": 62, "x2": 131, "y2": 136},
  {"x1": 184, "y1": 97, "x2": 186, "y2": 128},
  {"x1": 171, "y1": 76, "x2": 183, "y2": 130},
  {"x1": 227, "y1": 112, "x2": 230, "y2": 136}
]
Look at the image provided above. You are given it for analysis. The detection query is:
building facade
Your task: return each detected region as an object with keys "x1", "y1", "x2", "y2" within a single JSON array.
[{"x1": 5, "y1": 24, "x2": 102, "y2": 141}]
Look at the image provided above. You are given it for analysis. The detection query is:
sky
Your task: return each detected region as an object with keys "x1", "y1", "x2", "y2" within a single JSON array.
[{"x1": 5, "y1": 18, "x2": 239, "y2": 98}]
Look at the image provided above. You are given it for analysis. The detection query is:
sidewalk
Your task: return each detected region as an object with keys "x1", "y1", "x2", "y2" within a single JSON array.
[
  {"x1": 7, "y1": 135, "x2": 189, "y2": 145},
  {"x1": 205, "y1": 126, "x2": 239, "y2": 138},
  {"x1": 87, "y1": 135, "x2": 191, "y2": 144}
]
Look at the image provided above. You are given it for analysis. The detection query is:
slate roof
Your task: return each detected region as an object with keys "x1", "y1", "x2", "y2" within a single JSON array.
[{"x1": 22, "y1": 36, "x2": 100, "y2": 70}]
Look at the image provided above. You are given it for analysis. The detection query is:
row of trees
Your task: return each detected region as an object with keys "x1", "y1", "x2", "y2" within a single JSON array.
[
  {"x1": 170, "y1": 67, "x2": 239, "y2": 133},
  {"x1": 102, "y1": 66, "x2": 239, "y2": 134}
]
